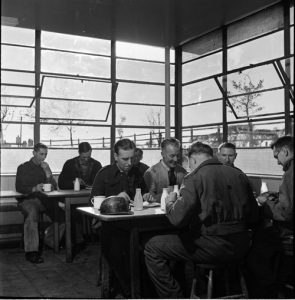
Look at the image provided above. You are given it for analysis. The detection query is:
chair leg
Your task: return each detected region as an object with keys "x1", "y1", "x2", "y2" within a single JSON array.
[
  {"x1": 207, "y1": 270, "x2": 213, "y2": 299},
  {"x1": 239, "y1": 269, "x2": 249, "y2": 299}
]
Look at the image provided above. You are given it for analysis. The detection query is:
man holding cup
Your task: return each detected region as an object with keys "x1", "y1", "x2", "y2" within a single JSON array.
[{"x1": 16, "y1": 143, "x2": 64, "y2": 264}]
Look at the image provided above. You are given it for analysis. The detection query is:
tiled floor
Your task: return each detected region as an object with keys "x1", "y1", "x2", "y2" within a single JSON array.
[{"x1": 0, "y1": 242, "x2": 101, "y2": 298}]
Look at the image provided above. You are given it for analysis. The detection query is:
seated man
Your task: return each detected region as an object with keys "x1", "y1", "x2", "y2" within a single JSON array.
[
  {"x1": 144, "y1": 141, "x2": 259, "y2": 298},
  {"x1": 16, "y1": 143, "x2": 65, "y2": 264},
  {"x1": 143, "y1": 138, "x2": 187, "y2": 202},
  {"x1": 246, "y1": 135, "x2": 293, "y2": 298},
  {"x1": 58, "y1": 142, "x2": 102, "y2": 189},
  {"x1": 91, "y1": 138, "x2": 147, "y2": 297},
  {"x1": 217, "y1": 142, "x2": 237, "y2": 167},
  {"x1": 133, "y1": 147, "x2": 149, "y2": 177}
]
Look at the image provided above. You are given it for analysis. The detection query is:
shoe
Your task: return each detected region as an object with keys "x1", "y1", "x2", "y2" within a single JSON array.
[{"x1": 25, "y1": 251, "x2": 44, "y2": 264}]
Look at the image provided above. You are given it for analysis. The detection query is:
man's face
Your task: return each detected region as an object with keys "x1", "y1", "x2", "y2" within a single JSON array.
[
  {"x1": 133, "y1": 152, "x2": 142, "y2": 166},
  {"x1": 114, "y1": 148, "x2": 135, "y2": 173},
  {"x1": 79, "y1": 150, "x2": 92, "y2": 165},
  {"x1": 273, "y1": 146, "x2": 288, "y2": 167},
  {"x1": 33, "y1": 148, "x2": 48, "y2": 165},
  {"x1": 218, "y1": 147, "x2": 237, "y2": 166},
  {"x1": 162, "y1": 144, "x2": 180, "y2": 169}
]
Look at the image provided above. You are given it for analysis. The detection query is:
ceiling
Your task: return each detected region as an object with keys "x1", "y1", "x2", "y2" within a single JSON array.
[{"x1": 1, "y1": 0, "x2": 279, "y2": 47}]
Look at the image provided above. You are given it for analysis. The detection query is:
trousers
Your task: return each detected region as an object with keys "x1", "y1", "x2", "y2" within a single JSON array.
[
  {"x1": 19, "y1": 197, "x2": 65, "y2": 252},
  {"x1": 144, "y1": 232, "x2": 251, "y2": 299}
]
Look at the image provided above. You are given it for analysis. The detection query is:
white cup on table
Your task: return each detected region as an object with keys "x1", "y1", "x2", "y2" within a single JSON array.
[
  {"x1": 43, "y1": 183, "x2": 52, "y2": 192},
  {"x1": 91, "y1": 196, "x2": 106, "y2": 210}
]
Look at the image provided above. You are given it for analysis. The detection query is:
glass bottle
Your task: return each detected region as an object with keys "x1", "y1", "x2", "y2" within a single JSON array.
[
  {"x1": 74, "y1": 178, "x2": 80, "y2": 191},
  {"x1": 260, "y1": 181, "x2": 268, "y2": 194},
  {"x1": 173, "y1": 184, "x2": 180, "y2": 196},
  {"x1": 134, "y1": 188, "x2": 143, "y2": 211},
  {"x1": 161, "y1": 188, "x2": 169, "y2": 212}
]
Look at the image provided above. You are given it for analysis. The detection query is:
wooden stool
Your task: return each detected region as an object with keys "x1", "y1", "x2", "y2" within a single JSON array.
[{"x1": 190, "y1": 262, "x2": 249, "y2": 299}]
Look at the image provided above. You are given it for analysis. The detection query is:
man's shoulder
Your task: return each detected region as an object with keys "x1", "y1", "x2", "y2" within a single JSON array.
[
  {"x1": 90, "y1": 157, "x2": 102, "y2": 167},
  {"x1": 17, "y1": 160, "x2": 33, "y2": 169},
  {"x1": 175, "y1": 164, "x2": 187, "y2": 174},
  {"x1": 98, "y1": 164, "x2": 115, "y2": 174},
  {"x1": 64, "y1": 157, "x2": 78, "y2": 165}
]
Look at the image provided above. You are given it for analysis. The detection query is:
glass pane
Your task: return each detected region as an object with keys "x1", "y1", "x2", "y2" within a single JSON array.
[
  {"x1": 183, "y1": 79, "x2": 222, "y2": 105},
  {"x1": 1, "y1": 71, "x2": 35, "y2": 85},
  {"x1": 182, "y1": 52, "x2": 222, "y2": 83},
  {"x1": 41, "y1": 76, "x2": 111, "y2": 100},
  {"x1": 1, "y1": 45, "x2": 34, "y2": 70},
  {"x1": 2, "y1": 85, "x2": 35, "y2": 97},
  {"x1": 182, "y1": 100, "x2": 222, "y2": 126},
  {"x1": 117, "y1": 59, "x2": 164, "y2": 82},
  {"x1": 1, "y1": 96, "x2": 33, "y2": 107},
  {"x1": 40, "y1": 99, "x2": 111, "y2": 123},
  {"x1": 0, "y1": 149, "x2": 35, "y2": 174},
  {"x1": 116, "y1": 41, "x2": 165, "y2": 61},
  {"x1": 1, "y1": 25, "x2": 35, "y2": 46},
  {"x1": 170, "y1": 64, "x2": 175, "y2": 85},
  {"x1": 0, "y1": 123, "x2": 34, "y2": 146},
  {"x1": 44, "y1": 149, "x2": 110, "y2": 173},
  {"x1": 291, "y1": 26, "x2": 294, "y2": 54},
  {"x1": 42, "y1": 31, "x2": 110, "y2": 55},
  {"x1": 182, "y1": 29, "x2": 222, "y2": 62},
  {"x1": 228, "y1": 31, "x2": 284, "y2": 70},
  {"x1": 228, "y1": 120, "x2": 285, "y2": 148},
  {"x1": 225, "y1": 65, "x2": 283, "y2": 94},
  {"x1": 227, "y1": 89, "x2": 285, "y2": 120},
  {"x1": 228, "y1": 4, "x2": 283, "y2": 46},
  {"x1": 41, "y1": 50, "x2": 110, "y2": 78},
  {"x1": 40, "y1": 125, "x2": 111, "y2": 149},
  {"x1": 115, "y1": 127, "x2": 167, "y2": 149},
  {"x1": 290, "y1": 1, "x2": 294, "y2": 25},
  {"x1": 182, "y1": 126, "x2": 223, "y2": 150},
  {"x1": 279, "y1": 56, "x2": 294, "y2": 85},
  {"x1": 116, "y1": 82, "x2": 167, "y2": 104},
  {"x1": 0, "y1": 106, "x2": 35, "y2": 122},
  {"x1": 116, "y1": 104, "x2": 168, "y2": 126}
]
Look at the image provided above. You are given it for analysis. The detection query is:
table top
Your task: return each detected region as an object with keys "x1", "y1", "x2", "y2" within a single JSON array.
[
  {"x1": 0, "y1": 189, "x2": 90, "y2": 199},
  {"x1": 77, "y1": 206, "x2": 166, "y2": 221}
]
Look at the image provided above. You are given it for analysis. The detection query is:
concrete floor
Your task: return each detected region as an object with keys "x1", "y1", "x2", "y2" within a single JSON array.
[{"x1": 0, "y1": 242, "x2": 102, "y2": 298}]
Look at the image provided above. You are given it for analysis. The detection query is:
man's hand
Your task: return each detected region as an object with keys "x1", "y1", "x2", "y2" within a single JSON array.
[
  {"x1": 117, "y1": 191, "x2": 131, "y2": 202},
  {"x1": 32, "y1": 183, "x2": 43, "y2": 192},
  {"x1": 166, "y1": 191, "x2": 177, "y2": 205},
  {"x1": 143, "y1": 193, "x2": 156, "y2": 203},
  {"x1": 41, "y1": 161, "x2": 52, "y2": 178}
]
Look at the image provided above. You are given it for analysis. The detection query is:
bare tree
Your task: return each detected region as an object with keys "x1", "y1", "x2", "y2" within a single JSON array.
[
  {"x1": 228, "y1": 73, "x2": 264, "y2": 146},
  {"x1": 146, "y1": 108, "x2": 164, "y2": 147}
]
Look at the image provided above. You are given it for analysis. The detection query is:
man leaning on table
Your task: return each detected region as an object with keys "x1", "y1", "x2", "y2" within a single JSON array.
[
  {"x1": 90, "y1": 138, "x2": 147, "y2": 298},
  {"x1": 58, "y1": 142, "x2": 102, "y2": 189},
  {"x1": 143, "y1": 137, "x2": 187, "y2": 203},
  {"x1": 144, "y1": 141, "x2": 259, "y2": 298},
  {"x1": 15, "y1": 143, "x2": 65, "y2": 264}
]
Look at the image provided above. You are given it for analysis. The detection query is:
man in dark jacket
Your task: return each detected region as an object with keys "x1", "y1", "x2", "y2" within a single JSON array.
[
  {"x1": 58, "y1": 142, "x2": 102, "y2": 189},
  {"x1": 144, "y1": 141, "x2": 259, "y2": 298},
  {"x1": 16, "y1": 143, "x2": 64, "y2": 264}
]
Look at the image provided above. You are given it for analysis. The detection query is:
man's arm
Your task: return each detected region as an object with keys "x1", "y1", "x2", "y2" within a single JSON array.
[
  {"x1": 90, "y1": 169, "x2": 106, "y2": 199},
  {"x1": 166, "y1": 175, "x2": 198, "y2": 227},
  {"x1": 58, "y1": 160, "x2": 75, "y2": 189},
  {"x1": 15, "y1": 164, "x2": 42, "y2": 194},
  {"x1": 261, "y1": 170, "x2": 293, "y2": 221}
]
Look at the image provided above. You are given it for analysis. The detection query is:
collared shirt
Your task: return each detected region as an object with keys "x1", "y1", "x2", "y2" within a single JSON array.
[
  {"x1": 90, "y1": 163, "x2": 147, "y2": 200},
  {"x1": 16, "y1": 158, "x2": 57, "y2": 195}
]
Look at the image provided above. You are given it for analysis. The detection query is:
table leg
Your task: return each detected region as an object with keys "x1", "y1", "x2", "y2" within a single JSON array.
[
  {"x1": 53, "y1": 200, "x2": 59, "y2": 253},
  {"x1": 130, "y1": 227, "x2": 141, "y2": 298},
  {"x1": 65, "y1": 197, "x2": 72, "y2": 262}
]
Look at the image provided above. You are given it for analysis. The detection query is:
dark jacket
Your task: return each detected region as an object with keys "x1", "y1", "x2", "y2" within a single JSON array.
[
  {"x1": 166, "y1": 158, "x2": 259, "y2": 242},
  {"x1": 58, "y1": 156, "x2": 102, "y2": 189},
  {"x1": 90, "y1": 163, "x2": 147, "y2": 201},
  {"x1": 16, "y1": 158, "x2": 57, "y2": 196}
]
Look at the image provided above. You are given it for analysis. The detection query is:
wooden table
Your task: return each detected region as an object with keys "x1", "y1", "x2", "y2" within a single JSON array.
[
  {"x1": 0, "y1": 189, "x2": 90, "y2": 262},
  {"x1": 77, "y1": 206, "x2": 175, "y2": 298}
]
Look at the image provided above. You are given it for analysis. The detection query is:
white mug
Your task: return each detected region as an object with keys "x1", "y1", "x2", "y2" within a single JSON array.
[
  {"x1": 43, "y1": 183, "x2": 52, "y2": 192},
  {"x1": 91, "y1": 196, "x2": 106, "y2": 210}
]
